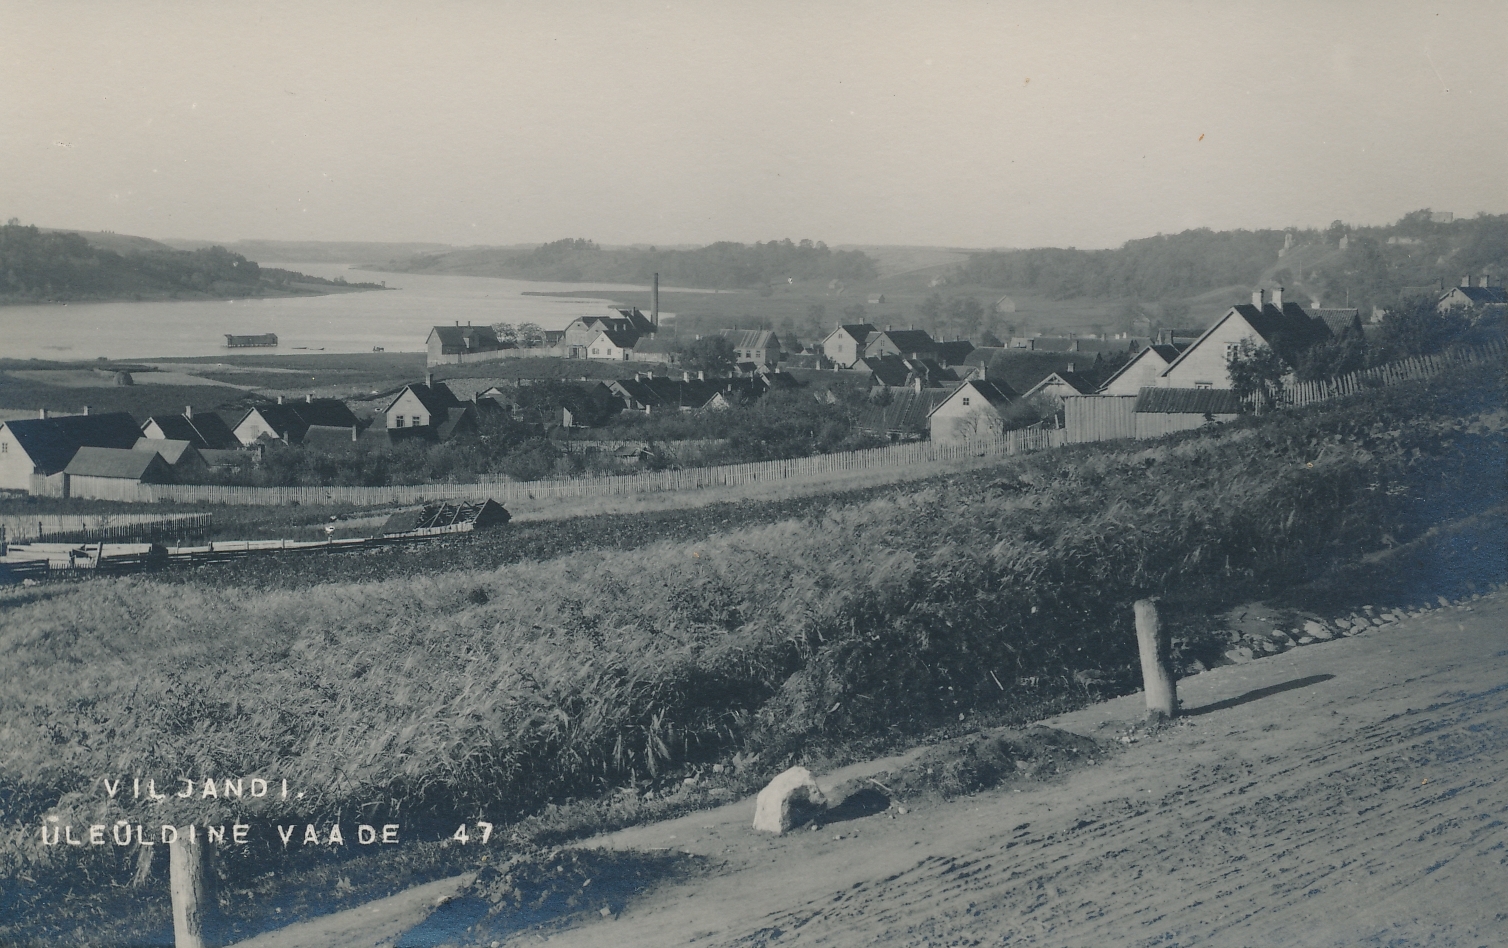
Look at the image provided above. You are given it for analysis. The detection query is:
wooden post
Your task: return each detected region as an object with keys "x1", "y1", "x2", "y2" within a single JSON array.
[
  {"x1": 168, "y1": 827, "x2": 211, "y2": 948},
  {"x1": 1134, "y1": 598, "x2": 1177, "y2": 722}
]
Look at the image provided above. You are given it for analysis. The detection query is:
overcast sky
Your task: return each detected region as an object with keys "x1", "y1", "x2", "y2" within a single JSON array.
[{"x1": 4, "y1": 1, "x2": 1504, "y2": 250}]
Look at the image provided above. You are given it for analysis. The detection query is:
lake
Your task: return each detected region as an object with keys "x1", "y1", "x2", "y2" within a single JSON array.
[{"x1": 0, "y1": 263, "x2": 678, "y2": 361}]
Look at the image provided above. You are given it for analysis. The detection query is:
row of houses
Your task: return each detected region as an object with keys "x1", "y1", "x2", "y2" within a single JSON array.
[{"x1": 0, "y1": 395, "x2": 367, "y2": 496}]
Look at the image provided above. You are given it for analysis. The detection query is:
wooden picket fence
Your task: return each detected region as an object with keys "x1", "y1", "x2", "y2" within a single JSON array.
[
  {"x1": 104, "y1": 427, "x2": 1065, "y2": 508},
  {"x1": 1281, "y1": 339, "x2": 1505, "y2": 406},
  {"x1": 0, "y1": 512, "x2": 213, "y2": 543}
]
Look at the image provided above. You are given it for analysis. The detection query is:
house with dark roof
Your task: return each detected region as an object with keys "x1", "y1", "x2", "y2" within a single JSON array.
[
  {"x1": 1159, "y1": 288, "x2": 1332, "y2": 390},
  {"x1": 563, "y1": 310, "x2": 656, "y2": 358},
  {"x1": 868, "y1": 328, "x2": 938, "y2": 361},
  {"x1": 0, "y1": 411, "x2": 142, "y2": 493},
  {"x1": 926, "y1": 374, "x2": 1021, "y2": 443},
  {"x1": 141, "y1": 408, "x2": 239, "y2": 450},
  {"x1": 232, "y1": 397, "x2": 361, "y2": 446},
  {"x1": 585, "y1": 329, "x2": 639, "y2": 361},
  {"x1": 381, "y1": 374, "x2": 476, "y2": 441},
  {"x1": 1436, "y1": 278, "x2": 1506, "y2": 314},
  {"x1": 855, "y1": 388, "x2": 952, "y2": 441},
  {"x1": 133, "y1": 437, "x2": 206, "y2": 473},
  {"x1": 818, "y1": 323, "x2": 877, "y2": 369},
  {"x1": 933, "y1": 340, "x2": 976, "y2": 367},
  {"x1": 1097, "y1": 344, "x2": 1187, "y2": 395},
  {"x1": 1133, "y1": 386, "x2": 1243, "y2": 439},
  {"x1": 427, "y1": 324, "x2": 509, "y2": 366}
]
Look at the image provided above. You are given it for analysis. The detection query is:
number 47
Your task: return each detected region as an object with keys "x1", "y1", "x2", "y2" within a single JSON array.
[{"x1": 452, "y1": 822, "x2": 493, "y2": 844}]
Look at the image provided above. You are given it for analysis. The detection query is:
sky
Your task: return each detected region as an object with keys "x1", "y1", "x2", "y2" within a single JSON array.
[{"x1": 3, "y1": 0, "x2": 1504, "y2": 250}]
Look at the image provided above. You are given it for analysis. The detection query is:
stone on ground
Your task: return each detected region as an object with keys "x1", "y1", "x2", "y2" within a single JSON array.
[{"x1": 752, "y1": 766, "x2": 827, "y2": 834}]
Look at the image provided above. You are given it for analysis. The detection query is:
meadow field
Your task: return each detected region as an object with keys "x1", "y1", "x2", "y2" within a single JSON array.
[{"x1": 0, "y1": 361, "x2": 1502, "y2": 943}]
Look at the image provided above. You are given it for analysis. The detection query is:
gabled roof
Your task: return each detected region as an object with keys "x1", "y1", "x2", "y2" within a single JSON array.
[
  {"x1": 428, "y1": 325, "x2": 505, "y2": 354},
  {"x1": 142, "y1": 411, "x2": 238, "y2": 449},
  {"x1": 860, "y1": 356, "x2": 912, "y2": 388},
  {"x1": 721, "y1": 329, "x2": 781, "y2": 351},
  {"x1": 927, "y1": 379, "x2": 1019, "y2": 418},
  {"x1": 1096, "y1": 343, "x2": 1184, "y2": 392},
  {"x1": 1439, "y1": 285, "x2": 1507, "y2": 306},
  {"x1": 1, "y1": 412, "x2": 142, "y2": 475},
  {"x1": 241, "y1": 400, "x2": 359, "y2": 439},
  {"x1": 873, "y1": 329, "x2": 937, "y2": 355},
  {"x1": 386, "y1": 380, "x2": 463, "y2": 416},
  {"x1": 1134, "y1": 387, "x2": 1244, "y2": 414},
  {"x1": 1023, "y1": 371, "x2": 1097, "y2": 398},
  {"x1": 435, "y1": 406, "x2": 475, "y2": 440},
  {"x1": 824, "y1": 323, "x2": 877, "y2": 345},
  {"x1": 64, "y1": 446, "x2": 171, "y2": 481},
  {"x1": 855, "y1": 388, "x2": 953, "y2": 435},
  {"x1": 133, "y1": 437, "x2": 201, "y2": 465},
  {"x1": 613, "y1": 308, "x2": 657, "y2": 334},
  {"x1": 934, "y1": 340, "x2": 975, "y2": 365},
  {"x1": 593, "y1": 329, "x2": 639, "y2": 349},
  {"x1": 1162, "y1": 302, "x2": 1331, "y2": 376}
]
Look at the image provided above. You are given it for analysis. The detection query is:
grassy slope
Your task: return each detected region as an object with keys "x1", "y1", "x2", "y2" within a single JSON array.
[{"x1": 0, "y1": 363, "x2": 1502, "y2": 937}]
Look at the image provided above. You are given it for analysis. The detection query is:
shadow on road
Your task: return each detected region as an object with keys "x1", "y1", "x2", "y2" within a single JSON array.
[{"x1": 1184, "y1": 674, "x2": 1336, "y2": 717}]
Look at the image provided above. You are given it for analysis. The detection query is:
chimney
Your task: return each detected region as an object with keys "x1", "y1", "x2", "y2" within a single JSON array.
[
  {"x1": 682, "y1": 371, "x2": 690, "y2": 382},
  {"x1": 37, "y1": 408, "x2": 47, "y2": 419},
  {"x1": 698, "y1": 370, "x2": 705, "y2": 380},
  {"x1": 1272, "y1": 286, "x2": 1285, "y2": 310},
  {"x1": 1480, "y1": 275, "x2": 1492, "y2": 288},
  {"x1": 277, "y1": 395, "x2": 284, "y2": 404},
  {"x1": 652, "y1": 272, "x2": 660, "y2": 329},
  {"x1": 351, "y1": 425, "x2": 358, "y2": 442},
  {"x1": 426, "y1": 372, "x2": 434, "y2": 386},
  {"x1": 1067, "y1": 361, "x2": 1076, "y2": 373},
  {"x1": 1461, "y1": 275, "x2": 1472, "y2": 288},
  {"x1": 184, "y1": 405, "x2": 192, "y2": 418},
  {"x1": 82, "y1": 405, "x2": 90, "y2": 415},
  {"x1": 1252, "y1": 288, "x2": 1268, "y2": 308},
  {"x1": 306, "y1": 393, "x2": 313, "y2": 403}
]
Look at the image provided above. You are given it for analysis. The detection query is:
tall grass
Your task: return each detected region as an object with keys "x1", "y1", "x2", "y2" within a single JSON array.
[{"x1": 0, "y1": 362, "x2": 1502, "y2": 898}]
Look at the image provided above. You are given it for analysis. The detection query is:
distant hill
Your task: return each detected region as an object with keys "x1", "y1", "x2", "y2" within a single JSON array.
[
  {"x1": 945, "y1": 211, "x2": 1508, "y2": 316},
  {"x1": 162, "y1": 238, "x2": 456, "y2": 264},
  {"x1": 0, "y1": 222, "x2": 387, "y2": 305},
  {"x1": 371, "y1": 237, "x2": 880, "y2": 290}
]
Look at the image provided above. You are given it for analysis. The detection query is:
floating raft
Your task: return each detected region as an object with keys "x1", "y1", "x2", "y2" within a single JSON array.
[{"x1": 224, "y1": 333, "x2": 279, "y2": 348}]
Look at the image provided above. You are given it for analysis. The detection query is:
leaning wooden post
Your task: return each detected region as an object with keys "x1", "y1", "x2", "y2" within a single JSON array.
[
  {"x1": 168, "y1": 826, "x2": 210, "y2": 948},
  {"x1": 1134, "y1": 598, "x2": 1177, "y2": 722}
]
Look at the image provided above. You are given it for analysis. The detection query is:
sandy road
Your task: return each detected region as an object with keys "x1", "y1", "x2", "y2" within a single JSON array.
[{"x1": 539, "y1": 591, "x2": 1508, "y2": 948}]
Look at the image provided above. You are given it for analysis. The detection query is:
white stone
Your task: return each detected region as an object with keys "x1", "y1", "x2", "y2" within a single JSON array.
[{"x1": 752, "y1": 766, "x2": 827, "y2": 834}]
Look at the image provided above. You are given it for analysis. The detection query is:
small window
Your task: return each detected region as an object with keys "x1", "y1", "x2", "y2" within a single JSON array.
[
  {"x1": 962, "y1": 397, "x2": 971, "y2": 406},
  {"x1": 592, "y1": 348, "x2": 600, "y2": 355},
  {"x1": 395, "y1": 416, "x2": 406, "y2": 428},
  {"x1": 412, "y1": 415, "x2": 422, "y2": 427},
  {"x1": 1225, "y1": 343, "x2": 1239, "y2": 361},
  {"x1": 1, "y1": 442, "x2": 7, "y2": 453},
  {"x1": 1195, "y1": 382, "x2": 1213, "y2": 390}
]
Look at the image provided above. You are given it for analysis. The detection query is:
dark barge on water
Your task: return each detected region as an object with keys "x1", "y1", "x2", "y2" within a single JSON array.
[{"x1": 224, "y1": 333, "x2": 279, "y2": 348}]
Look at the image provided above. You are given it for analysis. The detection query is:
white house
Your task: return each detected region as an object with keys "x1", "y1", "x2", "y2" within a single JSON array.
[
  {"x1": 1097, "y1": 344, "x2": 1185, "y2": 395},
  {"x1": 1159, "y1": 288, "x2": 1331, "y2": 390},
  {"x1": 926, "y1": 376, "x2": 1020, "y2": 443},
  {"x1": 818, "y1": 323, "x2": 877, "y2": 368}
]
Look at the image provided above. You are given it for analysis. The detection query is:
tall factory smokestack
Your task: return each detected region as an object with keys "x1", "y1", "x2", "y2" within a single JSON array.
[{"x1": 652, "y1": 272, "x2": 660, "y2": 330}]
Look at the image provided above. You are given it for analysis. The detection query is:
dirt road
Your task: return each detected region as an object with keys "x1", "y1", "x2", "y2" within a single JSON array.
[{"x1": 538, "y1": 590, "x2": 1508, "y2": 947}]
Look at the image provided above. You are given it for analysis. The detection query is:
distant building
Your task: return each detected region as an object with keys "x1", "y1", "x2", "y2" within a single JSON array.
[
  {"x1": 563, "y1": 309, "x2": 656, "y2": 358},
  {"x1": 427, "y1": 324, "x2": 507, "y2": 365},
  {"x1": 818, "y1": 323, "x2": 877, "y2": 369},
  {"x1": 233, "y1": 396, "x2": 361, "y2": 445},
  {"x1": 720, "y1": 329, "x2": 782, "y2": 368},
  {"x1": 140, "y1": 407, "x2": 240, "y2": 450},
  {"x1": 1020, "y1": 365, "x2": 1097, "y2": 408},
  {"x1": 382, "y1": 375, "x2": 475, "y2": 441},
  {"x1": 224, "y1": 333, "x2": 277, "y2": 348},
  {"x1": 868, "y1": 328, "x2": 938, "y2": 361},
  {"x1": 1436, "y1": 276, "x2": 1505, "y2": 314}
]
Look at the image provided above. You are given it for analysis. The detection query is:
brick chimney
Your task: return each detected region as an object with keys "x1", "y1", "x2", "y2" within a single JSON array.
[
  {"x1": 1480, "y1": 275, "x2": 1493, "y2": 288},
  {"x1": 1461, "y1": 275, "x2": 1472, "y2": 287},
  {"x1": 38, "y1": 408, "x2": 47, "y2": 419},
  {"x1": 184, "y1": 405, "x2": 192, "y2": 418},
  {"x1": 82, "y1": 405, "x2": 90, "y2": 415},
  {"x1": 1251, "y1": 288, "x2": 1268, "y2": 308},
  {"x1": 277, "y1": 395, "x2": 284, "y2": 404},
  {"x1": 306, "y1": 393, "x2": 313, "y2": 403},
  {"x1": 1272, "y1": 286, "x2": 1285, "y2": 309},
  {"x1": 1067, "y1": 362, "x2": 1076, "y2": 373}
]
